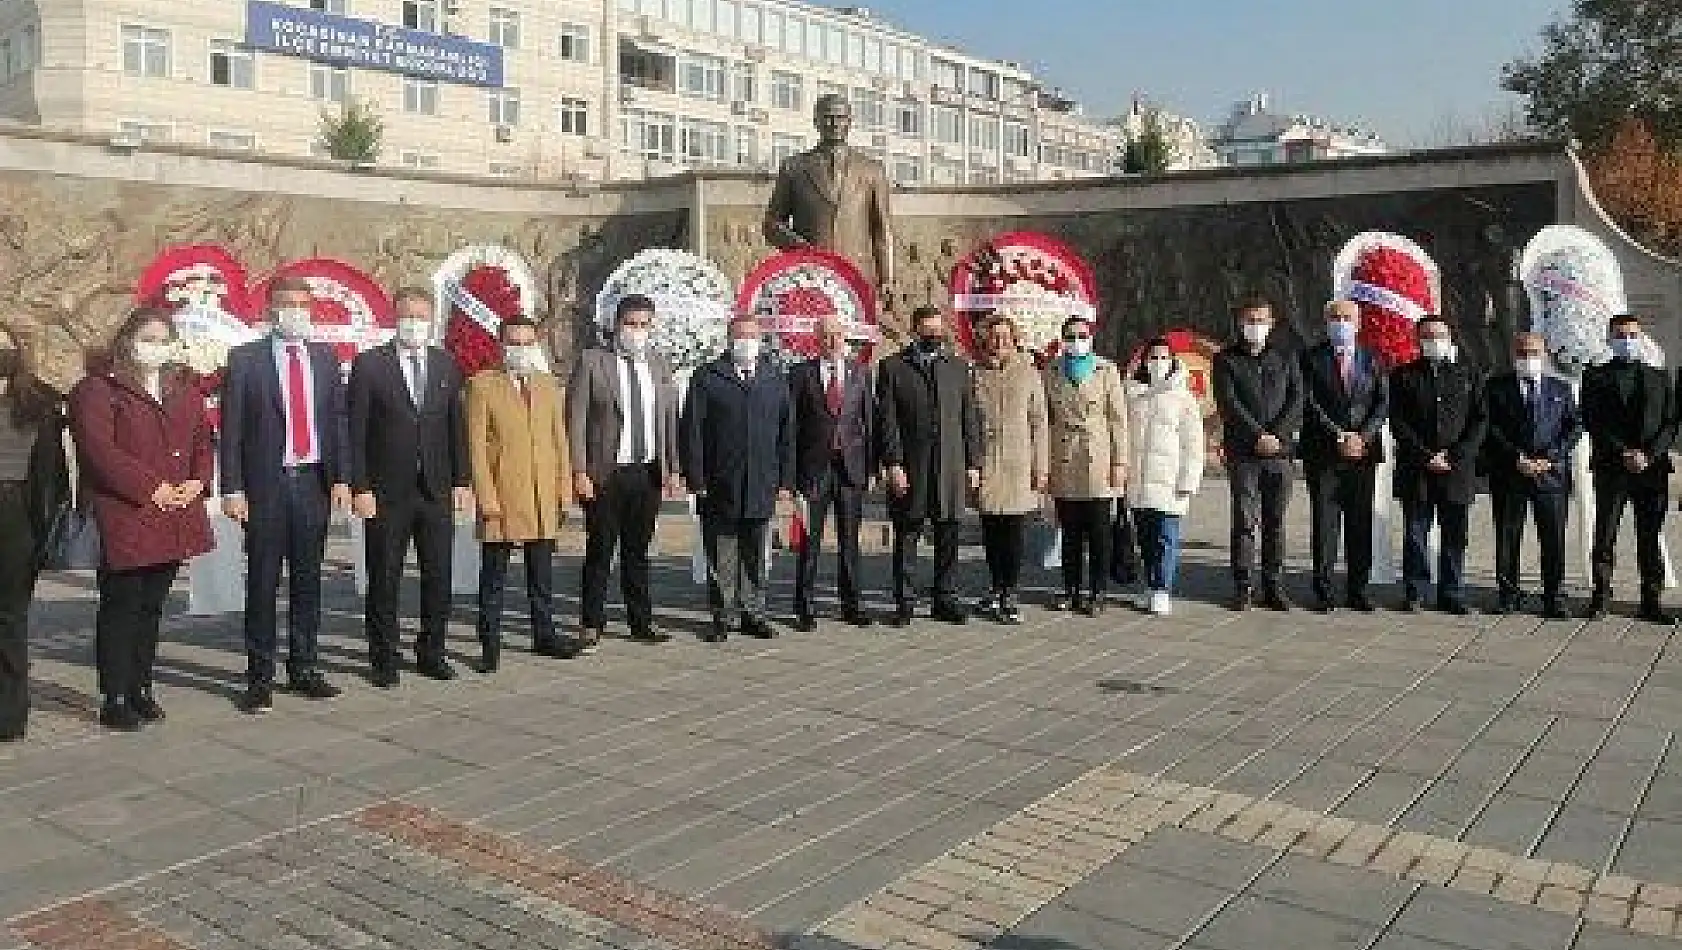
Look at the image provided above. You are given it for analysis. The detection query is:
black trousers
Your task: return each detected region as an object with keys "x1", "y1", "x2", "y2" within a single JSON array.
[
  {"x1": 1306, "y1": 463, "x2": 1376, "y2": 599},
  {"x1": 892, "y1": 518, "x2": 960, "y2": 607},
  {"x1": 1591, "y1": 471, "x2": 1669, "y2": 602},
  {"x1": 364, "y1": 484, "x2": 454, "y2": 670},
  {"x1": 1401, "y1": 497, "x2": 1471, "y2": 604},
  {"x1": 243, "y1": 468, "x2": 329, "y2": 685},
  {"x1": 580, "y1": 462, "x2": 662, "y2": 632},
  {"x1": 0, "y1": 482, "x2": 36, "y2": 738},
  {"x1": 1055, "y1": 498, "x2": 1111, "y2": 595},
  {"x1": 980, "y1": 513, "x2": 1028, "y2": 591},
  {"x1": 1492, "y1": 486, "x2": 1567, "y2": 601},
  {"x1": 477, "y1": 540, "x2": 557, "y2": 647},
  {"x1": 702, "y1": 515, "x2": 770, "y2": 624},
  {"x1": 94, "y1": 561, "x2": 179, "y2": 698},
  {"x1": 793, "y1": 460, "x2": 864, "y2": 615},
  {"x1": 1228, "y1": 458, "x2": 1293, "y2": 589}
]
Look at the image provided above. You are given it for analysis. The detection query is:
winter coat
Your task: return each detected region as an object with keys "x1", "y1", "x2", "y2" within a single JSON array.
[
  {"x1": 973, "y1": 352, "x2": 1048, "y2": 515},
  {"x1": 1124, "y1": 364, "x2": 1206, "y2": 516},
  {"x1": 876, "y1": 346, "x2": 982, "y2": 523},
  {"x1": 1044, "y1": 357, "x2": 1129, "y2": 500},
  {"x1": 681, "y1": 357, "x2": 794, "y2": 522},
  {"x1": 466, "y1": 370, "x2": 571, "y2": 543}
]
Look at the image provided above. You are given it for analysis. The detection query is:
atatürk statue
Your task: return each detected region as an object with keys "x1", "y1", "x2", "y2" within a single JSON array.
[{"x1": 763, "y1": 94, "x2": 895, "y2": 305}]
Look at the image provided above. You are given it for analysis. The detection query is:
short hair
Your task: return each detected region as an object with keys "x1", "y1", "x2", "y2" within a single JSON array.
[
  {"x1": 616, "y1": 294, "x2": 657, "y2": 322},
  {"x1": 727, "y1": 313, "x2": 762, "y2": 334},
  {"x1": 1061, "y1": 315, "x2": 1093, "y2": 337},
  {"x1": 1324, "y1": 299, "x2": 1360, "y2": 321},
  {"x1": 267, "y1": 276, "x2": 313, "y2": 301},
  {"x1": 1610, "y1": 314, "x2": 1642, "y2": 333},
  {"x1": 911, "y1": 305, "x2": 944, "y2": 325},
  {"x1": 1144, "y1": 335, "x2": 1173, "y2": 353},
  {"x1": 1233, "y1": 295, "x2": 1273, "y2": 316},
  {"x1": 981, "y1": 314, "x2": 1020, "y2": 343},
  {"x1": 391, "y1": 286, "x2": 432, "y2": 309},
  {"x1": 498, "y1": 315, "x2": 538, "y2": 341},
  {"x1": 1513, "y1": 331, "x2": 1545, "y2": 349},
  {"x1": 813, "y1": 93, "x2": 851, "y2": 117},
  {"x1": 1416, "y1": 314, "x2": 1452, "y2": 336}
]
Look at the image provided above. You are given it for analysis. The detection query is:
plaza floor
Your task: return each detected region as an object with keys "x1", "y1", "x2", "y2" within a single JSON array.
[{"x1": 4, "y1": 480, "x2": 1682, "y2": 950}]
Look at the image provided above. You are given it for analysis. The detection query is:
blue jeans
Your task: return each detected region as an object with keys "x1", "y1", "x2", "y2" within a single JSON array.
[
  {"x1": 1402, "y1": 498, "x2": 1470, "y2": 604},
  {"x1": 1133, "y1": 508, "x2": 1183, "y2": 594}
]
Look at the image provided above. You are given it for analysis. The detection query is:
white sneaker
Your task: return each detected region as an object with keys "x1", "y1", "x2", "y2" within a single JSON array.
[{"x1": 1149, "y1": 590, "x2": 1172, "y2": 615}]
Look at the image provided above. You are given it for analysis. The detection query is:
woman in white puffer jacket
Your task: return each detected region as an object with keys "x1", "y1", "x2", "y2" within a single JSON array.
[{"x1": 1125, "y1": 338, "x2": 1206, "y2": 615}]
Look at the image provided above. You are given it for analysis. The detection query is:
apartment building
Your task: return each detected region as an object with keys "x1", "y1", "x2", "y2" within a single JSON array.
[{"x1": 0, "y1": 0, "x2": 1120, "y2": 184}]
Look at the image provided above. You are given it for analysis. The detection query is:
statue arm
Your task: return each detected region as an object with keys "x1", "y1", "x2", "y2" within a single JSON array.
[
  {"x1": 871, "y1": 165, "x2": 894, "y2": 289},
  {"x1": 762, "y1": 166, "x2": 807, "y2": 249}
]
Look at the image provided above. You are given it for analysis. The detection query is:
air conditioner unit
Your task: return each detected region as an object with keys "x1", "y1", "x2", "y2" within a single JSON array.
[
  {"x1": 744, "y1": 45, "x2": 766, "y2": 61},
  {"x1": 871, "y1": 134, "x2": 888, "y2": 148},
  {"x1": 749, "y1": 108, "x2": 768, "y2": 124},
  {"x1": 730, "y1": 100, "x2": 748, "y2": 115},
  {"x1": 494, "y1": 124, "x2": 514, "y2": 143}
]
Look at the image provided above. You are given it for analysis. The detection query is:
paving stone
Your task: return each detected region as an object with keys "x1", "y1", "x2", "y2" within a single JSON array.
[
  {"x1": 1393, "y1": 886, "x2": 1576, "y2": 949},
  {"x1": 1191, "y1": 895, "x2": 1379, "y2": 950}
]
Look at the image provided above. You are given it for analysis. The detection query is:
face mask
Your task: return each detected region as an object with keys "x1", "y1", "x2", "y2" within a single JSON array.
[
  {"x1": 619, "y1": 328, "x2": 649, "y2": 356},
  {"x1": 1421, "y1": 338, "x2": 1453, "y2": 362},
  {"x1": 133, "y1": 340, "x2": 174, "y2": 369},
  {"x1": 1612, "y1": 337, "x2": 1642, "y2": 362},
  {"x1": 1146, "y1": 358, "x2": 1173, "y2": 383},
  {"x1": 731, "y1": 337, "x2": 761, "y2": 365},
  {"x1": 1064, "y1": 337, "x2": 1094, "y2": 358},
  {"x1": 1241, "y1": 323, "x2": 1271, "y2": 347},
  {"x1": 1516, "y1": 356, "x2": 1545, "y2": 378},
  {"x1": 1327, "y1": 321, "x2": 1358, "y2": 347},
  {"x1": 274, "y1": 307, "x2": 313, "y2": 341},
  {"x1": 504, "y1": 345, "x2": 545, "y2": 375},
  {"x1": 915, "y1": 336, "x2": 943, "y2": 356},
  {"x1": 397, "y1": 318, "x2": 431, "y2": 348}
]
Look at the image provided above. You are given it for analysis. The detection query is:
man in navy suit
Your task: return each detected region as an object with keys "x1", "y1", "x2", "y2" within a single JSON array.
[
  {"x1": 1299, "y1": 300, "x2": 1390, "y2": 613},
  {"x1": 1481, "y1": 333, "x2": 1582, "y2": 619},
  {"x1": 220, "y1": 276, "x2": 350, "y2": 713}
]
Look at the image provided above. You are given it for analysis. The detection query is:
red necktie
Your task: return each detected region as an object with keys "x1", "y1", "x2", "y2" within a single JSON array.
[
  {"x1": 1335, "y1": 350, "x2": 1353, "y2": 392},
  {"x1": 286, "y1": 345, "x2": 313, "y2": 461},
  {"x1": 827, "y1": 367, "x2": 844, "y2": 451}
]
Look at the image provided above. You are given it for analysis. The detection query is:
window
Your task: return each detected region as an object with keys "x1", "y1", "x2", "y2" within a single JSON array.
[
  {"x1": 488, "y1": 87, "x2": 520, "y2": 126},
  {"x1": 717, "y1": 1, "x2": 737, "y2": 38},
  {"x1": 783, "y1": 15, "x2": 802, "y2": 55},
  {"x1": 851, "y1": 89, "x2": 885, "y2": 130},
  {"x1": 400, "y1": 150, "x2": 440, "y2": 169},
  {"x1": 0, "y1": 40, "x2": 11, "y2": 82},
  {"x1": 1005, "y1": 121, "x2": 1030, "y2": 157},
  {"x1": 804, "y1": 21, "x2": 822, "y2": 59},
  {"x1": 770, "y1": 133, "x2": 804, "y2": 168},
  {"x1": 618, "y1": 0, "x2": 637, "y2": 10},
  {"x1": 121, "y1": 25, "x2": 170, "y2": 78},
  {"x1": 969, "y1": 168, "x2": 998, "y2": 185},
  {"x1": 558, "y1": 23, "x2": 590, "y2": 62},
  {"x1": 970, "y1": 115, "x2": 999, "y2": 151},
  {"x1": 207, "y1": 130, "x2": 255, "y2": 151},
  {"x1": 894, "y1": 100, "x2": 921, "y2": 137},
  {"x1": 679, "y1": 53, "x2": 725, "y2": 100},
  {"x1": 968, "y1": 68, "x2": 999, "y2": 100},
  {"x1": 863, "y1": 38, "x2": 880, "y2": 74},
  {"x1": 18, "y1": 26, "x2": 36, "y2": 74},
  {"x1": 732, "y1": 63, "x2": 754, "y2": 104},
  {"x1": 117, "y1": 121, "x2": 171, "y2": 143},
  {"x1": 931, "y1": 106, "x2": 962, "y2": 145},
  {"x1": 739, "y1": 4, "x2": 759, "y2": 43},
  {"x1": 309, "y1": 0, "x2": 348, "y2": 11},
  {"x1": 930, "y1": 157, "x2": 963, "y2": 186},
  {"x1": 310, "y1": 64, "x2": 349, "y2": 102},
  {"x1": 763, "y1": 10, "x2": 783, "y2": 50},
  {"x1": 826, "y1": 26, "x2": 845, "y2": 64},
  {"x1": 692, "y1": 0, "x2": 715, "y2": 32},
  {"x1": 847, "y1": 32, "x2": 864, "y2": 68},
  {"x1": 403, "y1": 78, "x2": 439, "y2": 114},
  {"x1": 208, "y1": 39, "x2": 254, "y2": 89},
  {"x1": 488, "y1": 8, "x2": 520, "y2": 49},
  {"x1": 558, "y1": 96, "x2": 588, "y2": 135},
  {"x1": 891, "y1": 154, "x2": 921, "y2": 186},
  {"x1": 402, "y1": 0, "x2": 438, "y2": 32},
  {"x1": 816, "y1": 80, "x2": 844, "y2": 104},
  {"x1": 734, "y1": 126, "x2": 756, "y2": 165},
  {"x1": 489, "y1": 162, "x2": 524, "y2": 177},
  {"x1": 883, "y1": 43, "x2": 901, "y2": 79},
  {"x1": 620, "y1": 109, "x2": 677, "y2": 163},
  {"x1": 1003, "y1": 78, "x2": 1031, "y2": 105},
  {"x1": 931, "y1": 57, "x2": 960, "y2": 91},
  {"x1": 678, "y1": 117, "x2": 729, "y2": 163},
  {"x1": 770, "y1": 70, "x2": 801, "y2": 111}
]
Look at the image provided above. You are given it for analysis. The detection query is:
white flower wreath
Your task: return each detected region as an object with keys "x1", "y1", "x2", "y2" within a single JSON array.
[{"x1": 596, "y1": 249, "x2": 733, "y2": 374}]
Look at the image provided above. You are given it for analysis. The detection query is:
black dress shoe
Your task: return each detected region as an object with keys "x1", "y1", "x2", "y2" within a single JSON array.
[
  {"x1": 369, "y1": 667, "x2": 400, "y2": 688},
  {"x1": 577, "y1": 627, "x2": 603, "y2": 654},
  {"x1": 1079, "y1": 594, "x2": 1107, "y2": 617},
  {"x1": 842, "y1": 606, "x2": 874, "y2": 628},
  {"x1": 1438, "y1": 600, "x2": 1472, "y2": 617},
  {"x1": 533, "y1": 638, "x2": 581, "y2": 660},
  {"x1": 1229, "y1": 587, "x2": 1254, "y2": 612},
  {"x1": 1262, "y1": 588, "x2": 1295, "y2": 612},
  {"x1": 236, "y1": 683, "x2": 274, "y2": 715},
  {"x1": 0, "y1": 729, "x2": 23, "y2": 742},
  {"x1": 476, "y1": 642, "x2": 502, "y2": 674},
  {"x1": 998, "y1": 591, "x2": 1023, "y2": 625},
  {"x1": 287, "y1": 673, "x2": 341, "y2": 700},
  {"x1": 630, "y1": 627, "x2": 673, "y2": 644},
  {"x1": 99, "y1": 697, "x2": 142, "y2": 732},
  {"x1": 744, "y1": 617, "x2": 779, "y2": 639},
  {"x1": 1542, "y1": 598, "x2": 1572, "y2": 620},
  {"x1": 1050, "y1": 591, "x2": 1077, "y2": 612},
  {"x1": 791, "y1": 613, "x2": 818, "y2": 633},
  {"x1": 932, "y1": 600, "x2": 969, "y2": 624},
  {"x1": 129, "y1": 689, "x2": 166, "y2": 722},
  {"x1": 416, "y1": 658, "x2": 457, "y2": 681},
  {"x1": 1402, "y1": 597, "x2": 1423, "y2": 614},
  {"x1": 703, "y1": 620, "x2": 729, "y2": 643},
  {"x1": 1638, "y1": 604, "x2": 1677, "y2": 625},
  {"x1": 1582, "y1": 598, "x2": 1611, "y2": 620},
  {"x1": 889, "y1": 604, "x2": 915, "y2": 627},
  {"x1": 1347, "y1": 594, "x2": 1377, "y2": 614},
  {"x1": 1491, "y1": 599, "x2": 1519, "y2": 616},
  {"x1": 1313, "y1": 595, "x2": 1337, "y2": 614}
]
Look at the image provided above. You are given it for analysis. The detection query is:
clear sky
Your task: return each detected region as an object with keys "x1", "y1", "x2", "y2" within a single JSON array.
[{"x1": 851, "y1": 0, "x2": 1567, "y2": 146}]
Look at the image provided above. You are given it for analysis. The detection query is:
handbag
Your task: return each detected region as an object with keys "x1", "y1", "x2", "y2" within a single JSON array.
[
  {"x1": 42, "y1": 467, "x2": 101, "y2": 571},
  {"x1": 1110, "y1": 499, "x2": 1142, "y2": 586}
]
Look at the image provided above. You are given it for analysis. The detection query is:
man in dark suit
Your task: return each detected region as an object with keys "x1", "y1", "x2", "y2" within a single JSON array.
[
  {"x1": 1581, "y1": 314, "x2": 1677, "y2": 622},
  {"x1": 566, "y1": 294, "x2": 683, "y2": 646},
  {"x1": 1388, "y1": 316, "x2": 1488, "y2": 615},
  {"x1": 220, "y1": 276, "x2": 350, "y2": 712},
  {"x1": 877, "y1": 306, "x2": 981, "y2": 627},
  {"x1": 789, "y1": 315, "x2": 875, "y2": 630},
  {"x1": 1299, "y1": 300, "x2": 1389, "y2": 613},
  {"x1": 682, "y1": 315, "x2": 794, "y2": 642},
  {"x1": 1482, "y1": 332, "x2": 1581, "y2": 619},
  {"x1": 348, "y1": 287, "x2": 473, "y2": 686}
]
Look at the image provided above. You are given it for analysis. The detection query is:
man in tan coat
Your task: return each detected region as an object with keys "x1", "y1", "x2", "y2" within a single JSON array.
[{"x1": 467, "y1": 316, "x2": 573, "y2": 672}]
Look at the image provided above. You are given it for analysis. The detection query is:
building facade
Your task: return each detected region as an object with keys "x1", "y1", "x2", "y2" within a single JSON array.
[
  {"x1": 1211, "y1": 93, "x2": 1388, "y2": 167},
  {"x1": 0, "y1": 0, "x2": 1119, "y2": 184},
  {"x1": 1107, "y1": 98, "x2": 1219, "y2": 173}
]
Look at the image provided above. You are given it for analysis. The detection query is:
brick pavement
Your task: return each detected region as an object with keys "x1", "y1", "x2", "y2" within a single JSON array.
[{"x1": 4, "y1": 481, "x2": 1682, "y2": 949}]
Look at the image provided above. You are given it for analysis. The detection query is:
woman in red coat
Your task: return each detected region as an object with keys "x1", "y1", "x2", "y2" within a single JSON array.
[{"x1": 69, "y1": 308, "x2": 214, "y2": 731}]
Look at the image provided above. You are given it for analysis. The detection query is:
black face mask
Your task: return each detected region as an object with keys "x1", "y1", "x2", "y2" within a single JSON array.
[{"x1": 915, "y1": 336, "x2": 943, "y2": 355}]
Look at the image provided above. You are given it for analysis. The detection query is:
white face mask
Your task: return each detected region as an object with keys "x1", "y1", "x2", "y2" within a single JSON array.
[
  {"x1": 273, "y1": 307, "x2": 313, "y2": 341},
  {"x1": 133, "y1": 340, "x2": 174, "y2": 369},
  {"x1": 1064, "y1": 337, "x2": 1094, "y2": 358},
  {"x1": 1146, "y1": 358, "x2": 1173, "y2": 383},
  {"x1": 397, "y1": 317, "x2": 431, "y2": 348},
  {"x1": 504, "y1": 345, "x2": 546, "y2": 375},
  {"x1": 1516, "y1": 356, "x2": 1545, "y2": 378},
  {"x1": 1420, "y1": 338, "x2": 1454, "y2": 362},
  {"x1": 1611, "y1": 337, "x2": 1643, "y2": 362},
  {"x1": 619, "y1": 327, "x2": 649, "y2": 356},
  {"x1": 730, "y1": 337, "x2": 761, "y2": 366},
  {"x1": 1241, "y1": 323, "x2": 1271, "y2": 347}
]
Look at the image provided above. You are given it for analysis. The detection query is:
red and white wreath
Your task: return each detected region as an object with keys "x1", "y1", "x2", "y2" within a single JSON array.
[
  {"x1": 434, "y1": 245, "x2": 538, "y2": 376},
  {"x1": 251, "y1": 259, "x2": 396, "y2": 367},
  {"x1": 737, "y1": 247, "x2": 881, "y2": 362},
  {"x1": 950, "y1": 231, "x2": 1098, "y2": 357},
  {"x1": 134, "y1": 245, "x2": 261, "y2": 375},
  {"x1": 1332, "y1": 232, "x2": 1440, "y2": 370}
]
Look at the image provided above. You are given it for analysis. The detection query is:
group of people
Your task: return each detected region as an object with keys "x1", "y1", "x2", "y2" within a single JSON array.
[{"x1": 0, "y1": 276, "x2": 1673, "y2": 741}]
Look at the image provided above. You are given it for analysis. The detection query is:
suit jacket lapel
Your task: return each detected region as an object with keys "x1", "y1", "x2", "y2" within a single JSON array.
[
  {"x1": 800, "y1": 150, "x2": 842, "y2": 208},
  {"x1": 262, "y1": 340, "x2": 286, "y2": 415}
]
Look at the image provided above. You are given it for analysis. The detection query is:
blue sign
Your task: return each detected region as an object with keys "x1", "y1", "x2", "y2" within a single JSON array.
[{"x1": 245, "y1": 0, "x2": 503, "y2": 88}]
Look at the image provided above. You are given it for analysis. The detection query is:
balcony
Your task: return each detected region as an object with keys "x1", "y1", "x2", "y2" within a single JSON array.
[{"x1": 619, "y1": 38, "x2": 676, "y2": 94}]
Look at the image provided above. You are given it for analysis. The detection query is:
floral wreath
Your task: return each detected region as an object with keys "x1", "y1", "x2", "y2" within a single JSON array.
[
  {"x1": 950, "y1": 231, "x2": 1099, "y2": 358},
  {"x1": 434, "y1": 245, "x2": 537, "y2": 376},
  {"x1": 1332, "y1": 232, "x2": 1440, "y2": 370},
  {"x1": 737, "y1": 247, "x2": 881, "y2": 363},
  {"x1": 134, "y1": 245, "x2": 261, "y2": 378},
  {"x1": 596, "y1": 248, "x2": 734, "y2": 377},
  {"x1": 252, "y1": 259, "x2": 396, "y2": 367},
  {"x1": 1521, "y1": 225, "x2": 1624, "y2": 374}
]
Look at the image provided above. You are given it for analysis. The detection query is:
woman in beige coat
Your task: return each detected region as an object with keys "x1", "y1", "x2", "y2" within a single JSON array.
[
  {"x1": 972, "y1": 316, "x2": 1048, "y2": 624},
  {"x1": 466, "y1": 316, "x2": 573, "y2": 671},
  {"x1": 1044, "y1": 316, "x2": 1129, "y2": 615}
]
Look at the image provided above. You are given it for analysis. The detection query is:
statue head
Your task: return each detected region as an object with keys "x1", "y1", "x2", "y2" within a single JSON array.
[{"x1": 813, "y1": 94, "x2": 852, "y2": 147}]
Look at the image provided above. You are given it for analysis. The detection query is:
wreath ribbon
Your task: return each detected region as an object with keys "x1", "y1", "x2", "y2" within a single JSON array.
[
  {"x1": 441, "y1": 276, "x2": 505, "y2": 335},
  {"x1": 1345, "y1": 281, "x2": 1428, "y2": 322}
]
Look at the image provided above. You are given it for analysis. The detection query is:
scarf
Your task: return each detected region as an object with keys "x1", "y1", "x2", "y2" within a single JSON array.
[{"x1": 1062, "y1": 352, "x2": 1098, "y2": 385}]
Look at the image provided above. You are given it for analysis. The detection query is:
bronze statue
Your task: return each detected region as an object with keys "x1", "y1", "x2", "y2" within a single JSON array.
[{"x1": 763, "y1": 94, "x2": 895, "y2": 307}]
